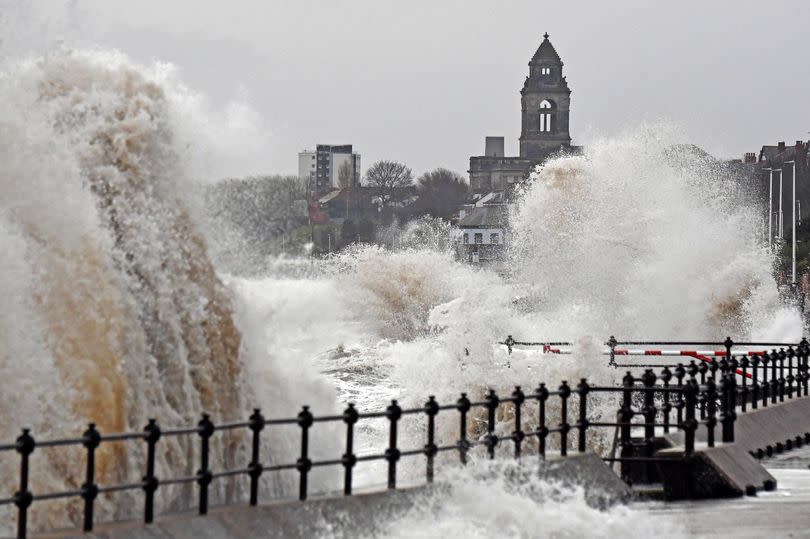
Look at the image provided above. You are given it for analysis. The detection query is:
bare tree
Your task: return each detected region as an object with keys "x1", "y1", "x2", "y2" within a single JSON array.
[{"x1": 364, "y1": 160, "x2": 413, "y2": 204}]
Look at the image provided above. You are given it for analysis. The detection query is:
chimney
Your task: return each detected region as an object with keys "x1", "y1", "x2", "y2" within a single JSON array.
[
  {"x1": 778, "y1": 141, "x2": 786, "y2": 152},
  {"x1": 485, "y1": 137, "x2": 505, "y2": 158},
  {"x1": 744, "y1": 152, "x2": 756, "y2": 164}
]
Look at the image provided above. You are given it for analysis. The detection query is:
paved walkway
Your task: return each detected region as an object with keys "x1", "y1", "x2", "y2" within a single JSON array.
[{"x1": 640, "y1": 462, "x2": 810, "y2": 538}]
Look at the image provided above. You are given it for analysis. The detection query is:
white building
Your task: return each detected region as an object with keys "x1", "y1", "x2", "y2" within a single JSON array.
[
  {"x1": 457, "y1": 205, "x2": 507, "y2": 264},
  {"x1": 298, "y1": 145, "x2": 361, "y2": 194}
]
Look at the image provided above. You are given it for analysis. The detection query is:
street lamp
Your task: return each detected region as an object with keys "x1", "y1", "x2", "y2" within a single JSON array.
[
  {"x1": 779, "y1": 167, "x2": 785, "y2": 239},
  {"x1": 763, "y1": 167, "x2": 774, "y2": 248},
  {"x1": 784, "y1": 160, "x2": 796, "y2": 284}
]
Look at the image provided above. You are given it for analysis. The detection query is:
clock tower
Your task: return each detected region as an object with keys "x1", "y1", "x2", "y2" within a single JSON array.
[{"x1": 519, "y1": 33, "x2": 572, "y2": 159}]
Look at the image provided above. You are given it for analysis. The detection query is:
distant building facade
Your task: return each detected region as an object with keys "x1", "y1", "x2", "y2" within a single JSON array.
[
  {"x1": 299, "y1": 145, "x2": 361, "y2": 195},
  {"x1": 755, "y1": 140, "x2": 810, "y2": 247},
  {"x1": 469, "y1": 33, "x2": 580, "y2": 194},
  {"x1": 456, "y1": 205, "x2": 508, "y2": 264}
]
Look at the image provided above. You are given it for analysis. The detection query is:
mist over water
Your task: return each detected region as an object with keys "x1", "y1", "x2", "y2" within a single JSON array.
[{"x1": 0, "y1": 23, "x2": 803, "y2": 539}]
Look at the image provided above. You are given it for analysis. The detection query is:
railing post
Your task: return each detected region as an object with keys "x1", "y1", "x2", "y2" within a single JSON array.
[
  {"x1": 484, "y1": 389, "x2": 500, "y2": 460},
  {"x1": 724, "y1": 336, "x2": 734, "y2": 362},
  {"x1": 740, "y1": 356, "x2": 749, "y2": 412},
  {"x1": 718, "y1": 357, "x2": 729, "y2": 377},
  {"x1": 751, "y1": 356, "x2": 759, "y2": 410},
  {"x1": 770, "y1": 349, "x2": 779, "y2": 404},
  {"x1": 801, "y1": 338, "x2": 810, "y2": 396},
  {"x1": 505, "y1": 335, "x2": 515, "y2": 355},
  {"x1": 511, "y1": 386, "x2": 525, "y2": 458},
  {"x1": 698, "y1": 361, "x2": 708, "y2": 386},
  {"x1": 385, "y1": 400, "x2": 402, "y2": 489},
  {"x1": 142, "y1": 419, "x2": 161, "y2": 524},
  {"x1": 661, "y1": 367, "x2": 672, "y2": 433},
  {"x1": 248, "y1": 408, "x2": 265, "y2": 505},
  {"x1": 14, "y1": 429, "x2": 35, "y2": 539},
  {"x1": 709, "y1": 357, "x2": 719, "y2": 381},
  {"x1": 536, "y1": 384, "x2": 549, "y2": 460},
  {"x1": 683, "y1": 380, "x2": 698, "y2": 456},
  {"x1": 576, "y1": 379, "x2": 589, "y2": 453},
  {"x1": 81, "y1": 423, "x2": 100, "y2": 532},
  {"x1": 342, "y1": 403, "x2": 359, "y2": 494},
  {"x1": 641, "y1": 370, "x2": 657, "y2": 444},
  {"x1": 619, "y1": 372, "x2": 634, "y2": 482},
  {"x1": 762, "y1": 352, "x2": 770, "y2": 407},
  {"x1": 787, "y1": 346, "x2": 796, "y2": 398},
  {"x1": 558, "y1": 381, "x2": 571, "y2": 457},
  {"x1": 720, "y1": 375, "x2": 737, "y2": 443},
  {"x1": 196, "y1": 413, "x2": 214, "y2": 515},
  {"x1": 642, "y1": 369, "x2": 657, "y2": 481},
  {"x1": 705, "y1": 376, "x2": 717, "y2": 447},
  {"x1": 729, "y1": 356, "x2": 739, "y2": 387},
  {"x1": 697, "y1": 362, "x2": 708, "y2": 421},
  {"x1": 457, "y1": 393, "x2": 471, "y2": 465},
  {"x1": 674, "y1": 364, "x2": 686, "y2": 426},
  {"x1": 607, "y1": 335, "x2": 618, "y2": 368},
  {"x1": 296, "y1": 406, "x2": 313, "y2": 501},
  {"x1": 779, "y1": 348, "x2": 787, "y2": 402},
  {"x1": 423, "y1": 397, "x2": 439, "y2": 483},
  {"x1": 687, "y1": 361, "x2": 698, "y2": 384}
]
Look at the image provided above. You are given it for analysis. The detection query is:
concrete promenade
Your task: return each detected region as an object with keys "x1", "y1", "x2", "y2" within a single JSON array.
[{"x1": 642, "y1": 467, "x2": 810, "y2": 538}]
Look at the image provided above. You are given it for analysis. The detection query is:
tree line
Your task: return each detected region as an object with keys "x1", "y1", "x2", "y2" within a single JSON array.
[{"x1": 204, "y1": 161, "x2": 470, "y2": 270}]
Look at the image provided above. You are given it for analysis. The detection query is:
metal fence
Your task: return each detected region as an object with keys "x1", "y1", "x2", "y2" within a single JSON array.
[{"x1": 2, "y1": 338, "x2": 809, "y2": 538}]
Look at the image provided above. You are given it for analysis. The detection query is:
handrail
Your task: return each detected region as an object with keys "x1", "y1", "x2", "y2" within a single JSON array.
[{"x1": 2, "y1": 339, "x2": 808, "y2": 538}]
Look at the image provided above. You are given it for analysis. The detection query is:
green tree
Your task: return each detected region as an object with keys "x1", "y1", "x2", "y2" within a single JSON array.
[{"x1": 414, "y1": 168, "x2": 469, "y2": 219}]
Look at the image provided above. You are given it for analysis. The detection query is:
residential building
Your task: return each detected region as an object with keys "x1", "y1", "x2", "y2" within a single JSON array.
[
  {"x1": 456, "y1": 205, "x2": 508, "y2": 264},
  {"x1": 756, "y1": 140, "x2": 810, "y2": 246},
  {"x1": 298, "y1": 145, "x2": 361, "y2": 195}
]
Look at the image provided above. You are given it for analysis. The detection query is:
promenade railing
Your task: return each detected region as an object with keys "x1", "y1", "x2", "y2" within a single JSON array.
[{"x1": 3, "y1": 338, "x2": 808, "y2": 538}]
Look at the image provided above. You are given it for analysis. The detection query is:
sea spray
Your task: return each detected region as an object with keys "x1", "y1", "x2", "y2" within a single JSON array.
[
  {"x1": 225, "y1": 128, "x2": 804, "y2": 493},
  {"x1": 363, "y1": 460, "x2": 685, "y2": 539},
  {"x1": 0, "y1": 49, "x2": 339, "y2": 532},
  {"x1": 509, "y1": 127, "x2": 801, "y2": 342}
]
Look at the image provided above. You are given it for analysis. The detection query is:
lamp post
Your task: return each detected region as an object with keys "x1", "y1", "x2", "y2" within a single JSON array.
[
  {"x1": 764, "y1": 167, "x2": 774, "y2": 248},
  {"x1": 779, "y1": 167, "x2": 784, "y2": 239},
  {"x1": 785, "y1": 160, "x2": 796, "y2": 284}
]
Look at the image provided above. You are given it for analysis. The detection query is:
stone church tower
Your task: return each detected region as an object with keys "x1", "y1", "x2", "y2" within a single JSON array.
[
  {"x1": 468, "y1": 32, "x2": 579, "y2": 193},
  {"x1": 519, "y1": 33, "x2": 572, "y2": 159}
]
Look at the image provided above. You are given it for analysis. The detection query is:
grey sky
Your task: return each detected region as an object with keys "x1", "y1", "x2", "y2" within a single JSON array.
[{"x1": 13, "y1": 0, "x2": 810, "y2": 177}]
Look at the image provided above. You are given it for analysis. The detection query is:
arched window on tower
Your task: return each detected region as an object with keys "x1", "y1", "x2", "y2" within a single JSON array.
[{"x1": 538, "y1": 99, "x2": 553, "y2": 133}]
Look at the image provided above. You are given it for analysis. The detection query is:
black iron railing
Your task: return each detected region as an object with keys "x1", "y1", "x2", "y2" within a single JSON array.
[{"x1": 2, "y1": 338, "x2": 809, "y2": 538}]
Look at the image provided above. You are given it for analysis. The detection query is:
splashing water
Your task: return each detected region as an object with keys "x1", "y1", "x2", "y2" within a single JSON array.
[
  {"x1": 0, "y1": 26, "x2": 803, "y2": 539},
  {"x1": 225, "y1": 126, "x2": 804, "y2": 509},
  {"x1": 509, "y1": 129, "x2": 800, "y2": 342},
  {"x1": 366, "y1": 461, "x2": 686, "y2": 539},
  {"x1": 0, "y1": 48, "x2": 339, "y2": 532}
]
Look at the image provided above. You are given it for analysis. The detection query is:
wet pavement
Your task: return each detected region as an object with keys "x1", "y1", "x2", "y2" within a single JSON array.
[{"x1": 639, "y1": 445, "x2": 810, "y2": 538}]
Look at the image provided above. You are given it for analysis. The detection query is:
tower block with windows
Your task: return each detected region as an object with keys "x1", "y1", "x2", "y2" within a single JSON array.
[{"x1": 520, "y1": 33, "x2": 572, "y2": 159}]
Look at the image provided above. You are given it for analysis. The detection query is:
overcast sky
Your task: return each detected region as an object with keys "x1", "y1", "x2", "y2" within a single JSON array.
[{"x1": 8, "y1": 0, "x2": 810, "y2": 177}]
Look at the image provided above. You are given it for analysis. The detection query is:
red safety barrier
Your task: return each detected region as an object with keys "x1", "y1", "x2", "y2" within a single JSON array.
[{"x1": 536, "y1": 346, "x2": 755, "y2": 379}]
